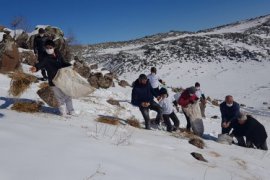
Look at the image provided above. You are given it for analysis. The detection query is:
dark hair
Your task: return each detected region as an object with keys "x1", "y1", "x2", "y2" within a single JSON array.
[
  {"x1": 38, "y1": 28, "x2": 45, "y2": 34},
  {"x1": 187, "y1": 86, "x2": 196, "y2": 94},
  {"x1": 44, "y1": 39, "x2": 55, "y2": 47},
  {"x1": 151, "y1": 67, "x2": 157, "y2": 73},
  {"x1": 159, "y1": 88, "x2": 168, "y2": 95},
  {"x1": 195, "y1": 82, "x2": 200, "y2": 87},
  {"x1": 139, "y1": 74, "x2": 147, "y2": 80}
]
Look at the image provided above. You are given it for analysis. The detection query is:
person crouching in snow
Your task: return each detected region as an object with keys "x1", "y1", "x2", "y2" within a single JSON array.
[
  {"x1": 232, "y1": 111, "x2": 268, "y2": 151},
  {"x1": 178, "y1": 87, "x2": 198, "y2": 131},
  {"x1": 30, "y1": 39, "x2": 75, "y2": 116},
  {"x1": 131, "y1": 74, "x2": 162, "y2": 130},
  {"x1": 158, "y1": 88, "x2": 180, "y2": 132}
]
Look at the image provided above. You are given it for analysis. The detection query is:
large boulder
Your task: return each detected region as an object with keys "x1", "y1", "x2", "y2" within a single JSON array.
[
  {"x1": 20, "y1": 50, "x2": 37, "y2": 66},
  {"x1": 16, "y1": 32, "x2": 29, "y2": 49},
  {"x1": 0, "y1": 35, "x2": 21, "y2": 73},
  {"x1": 73, "y1": 61, "x2": 91, "y2": 79},
  {"x1": 118, "y1": 80, "x2": 130, "y2": 88},
  {"x1": 27, "y1": 26, "x2": 71, "y2": 61},
  {"x1": 87, "y1": 72, "x2": 114, "y2": 89}
]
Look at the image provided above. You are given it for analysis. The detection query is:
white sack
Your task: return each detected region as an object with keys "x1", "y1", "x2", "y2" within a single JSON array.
[{"x1": 53, "y1": 67, "x2": 95, "y2": 98}]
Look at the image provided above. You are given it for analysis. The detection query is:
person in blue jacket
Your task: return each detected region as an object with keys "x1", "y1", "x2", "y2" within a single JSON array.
[
  {"x1": 220, "y1": 95, "x2": 240, "y2": 134},
  {"x1": 131, "y1": 74, "x2": 162, "y2": 130}
]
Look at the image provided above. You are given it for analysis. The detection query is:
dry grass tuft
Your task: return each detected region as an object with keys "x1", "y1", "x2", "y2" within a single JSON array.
[
  {"x1": 107, "y1": 98, "x2": 120, "y2": 106},
  {"x1": 39, "y1": 82, "x2": 49, "y2": 89},
  {"x1": 11, "y1": 101, "x2": 43, "y2": 113},
  {"x1": 8, "y1": 72, "x2": 37, "y2": 97},
  {"x1": 97, "y1": 116, "x2": 119, "y2": 125},
  {"x1": 189, "y1": 137, "x2": 205, "y2": 149},
  {"x1": 127, "y1": 117, "x2": 141, "y2": 128}
]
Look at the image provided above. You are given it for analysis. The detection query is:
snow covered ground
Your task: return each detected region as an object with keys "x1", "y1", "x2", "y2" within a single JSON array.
[{"x1": 0, "y1": 62, "x2": 270, "y2": 180}]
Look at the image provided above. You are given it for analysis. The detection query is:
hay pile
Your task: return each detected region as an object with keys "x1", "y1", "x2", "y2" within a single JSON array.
[
  {"x1": 8, "y1": 72, "x2": 37, "y2": 97},
  {"x1": 97, "y1": 116, "x2": 120, "y2": 125},
  {"x1": 127, "y1": 118, "x2": 141, "y2": 128},
  {"x1": 189, "y1": 137, "x2": 205, "y2": 149},
  {"x1": 39, "y1": 82, "x2": 49, "y2": 89},
  {"x1": 11, "y1": 101, "x2": 43, "y2": 113}
]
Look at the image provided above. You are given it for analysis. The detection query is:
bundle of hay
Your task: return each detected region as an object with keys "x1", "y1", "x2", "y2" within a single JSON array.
[
  {"x1": 127, "y1": 118, "x2": 141, "y2": 128},
  {"x1": 97, "y1": 116, "x2": 119, "y2": 125},
  {"x1": 107, "y1": 98, "x2": 120, "y2": 106},
  {"x1": 189, "y1": 137, "x2": 205, "y2": 149},
  {"x1": 11, "y1": 101, "x2": 43, "y2": 113},
  {"x1": 8, "y1": 72, "x2": 37, "y2": 97}
]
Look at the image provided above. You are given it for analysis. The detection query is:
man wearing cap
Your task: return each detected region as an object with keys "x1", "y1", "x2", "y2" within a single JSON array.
[
  {"x1": 131, "y1": 74, "x2": 162, "y2": 130},
  {"x1": 232, "y1": 112, "x2": 268, "y2": 150},
  {"x1": 33, "y1": 28, "x2": 49, "y2": 81},
  {"x1": 220, "y1": 95, "x2": 240, "y2": 134},
  {"x1": 178, "y1": 86, "x2": 199, "y2": 131},
  {"x1": 30, "y1": 39, "x2": 74, "y2": 116}
]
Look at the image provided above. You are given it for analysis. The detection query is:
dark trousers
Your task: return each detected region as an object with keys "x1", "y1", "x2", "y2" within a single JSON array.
[
  {"x1": 163, "y1": 112, "x2": 180, "y2": 132},
  {"x1": 183, "y1": 110, "x2": 191, "y2": 130},
  {"x1": 254, "y1": 141, "x2": 268, "y2": 151},
  {"x1": 38, "y1": 54, "x2": 48, "y2": 79},
  {"x1": 153, "y1": 87, "x2": 160, "y2": 96},
  {"x1": 139, "y1": 101, "x2": 162, "y2": 129}
]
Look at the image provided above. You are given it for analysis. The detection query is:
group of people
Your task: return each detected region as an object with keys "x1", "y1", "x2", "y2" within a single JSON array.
[
  {"x1": 29, "y1": 28, "x2": 267, "y2": 151},
  {"x1": 131, "y1": 67, "x2": 268, "y2": 151}
]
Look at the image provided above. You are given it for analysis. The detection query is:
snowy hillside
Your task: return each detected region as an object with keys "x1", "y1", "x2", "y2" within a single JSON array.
[
  {"x1": 73, "y1": 14, "x2": 270, "y2": 75},
  {"x1": 0, "y1": 62, "x2": 270, "y2": 180}
]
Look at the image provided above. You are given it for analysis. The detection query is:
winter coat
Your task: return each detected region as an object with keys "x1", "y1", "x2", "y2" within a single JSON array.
[
  {"x1": 33, "y1": 35, "x2": 49, "y2": 55},
  {"x1": 131, "y1": 79, "x2": 157, "y2": 107},
  {"x1": 178, "y1": 89, "x2": 198, "y2": 108},
  {"x1": 147, "y1": 73, "x2": 162, "y2": 89},
  {"x1": 232, "y1": 115, "x2": 267, "y2": 145},
  {"x1": 220, "y1": 101, "x2": 240, "y2": 123},
  {"x1": 35, "y1": 51, "x2": 71, "y2": 86}
]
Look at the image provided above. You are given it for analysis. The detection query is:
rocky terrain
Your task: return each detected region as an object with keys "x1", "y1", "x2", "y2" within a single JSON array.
[{"x1": 73, "y1": 14, "x2": 270, "y2": 75}]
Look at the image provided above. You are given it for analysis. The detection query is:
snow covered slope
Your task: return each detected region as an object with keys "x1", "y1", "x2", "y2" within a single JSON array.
[{"x1": 0, "y1": 62, "x2": 269, "y2": 180}]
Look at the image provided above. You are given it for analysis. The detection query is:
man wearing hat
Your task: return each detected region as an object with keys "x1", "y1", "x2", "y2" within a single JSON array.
[
  {"x1": 33, "y1": 28, "x2": 49, "y2": 81},
  {"x1": 178, "y1": 86, "x2": 199, "y2": 131},
  {"x1": 131, "y1": 74, "x2": 162, "y2": 130},
  {"x1": 232, "y1": 111, "x2": 268, "y2": 150}
]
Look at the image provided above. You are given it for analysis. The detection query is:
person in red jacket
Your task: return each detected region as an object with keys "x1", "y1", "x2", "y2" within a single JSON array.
[{"x1": 178, "y1": 86, "x2": 198, "y2": 131}]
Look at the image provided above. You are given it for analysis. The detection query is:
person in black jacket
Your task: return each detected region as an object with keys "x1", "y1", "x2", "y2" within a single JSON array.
[
  {"x1": 131, "y1": 74, "x2": 162, "y2": 129},
  {"x1": 220, "y1": 95, "x2": 240, "y2": 134},
  {"x1": 33, "y1": 28, "x2": 49, "y2": 81},
  {"x1": 30, "y1": 40, "x2": 74, "y2": 116},
  {"x1": 232, "y1": 112, "x2": 268, "y2": 151}
]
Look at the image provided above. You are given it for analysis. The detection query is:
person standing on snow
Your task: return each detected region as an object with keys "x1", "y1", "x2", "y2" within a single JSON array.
[
  {"x1": 30, "y1": 40, "x2": 75, "y2": 116},
  {"x1": 232, "y1": 111, "x2": 268, "y2": 151},
  {"x1": 33, "y1": 28, "x2": 49, "y2": 81},
  {"x1": 195, "y1": 82, "x2": 207, "y2": 118},
  {"x1": 147, "y1": 67, "x2": 165, "y2": 96},
  {"x1": 178, "y1": 87, "x2": 199, "y2": 131},
  {"x1": 220, "y1": 95, "x2": 240, "y2": 134},
  {"x1": 131, "y1": 74, "x2": 162, "y2": 130},
  {"x1": 158, "y1": 88, "x2": 180, "y2": 132}
]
